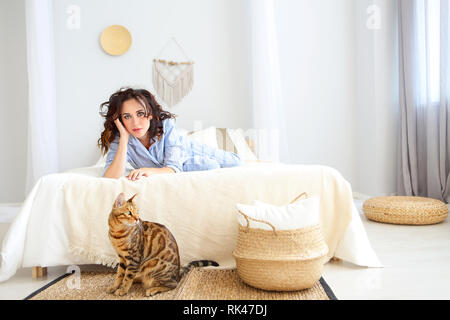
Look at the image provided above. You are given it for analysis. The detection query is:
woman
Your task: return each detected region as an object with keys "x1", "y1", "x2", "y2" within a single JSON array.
[{"x1": 98, "y1": 88, "x2": 243, "y2": 180}]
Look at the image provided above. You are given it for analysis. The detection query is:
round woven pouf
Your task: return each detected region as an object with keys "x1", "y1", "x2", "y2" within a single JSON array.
[{"x1": 363, "y1": 196, "x2": 448, "y2": 225}]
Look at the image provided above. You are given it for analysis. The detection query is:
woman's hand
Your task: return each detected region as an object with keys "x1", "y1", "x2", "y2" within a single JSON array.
[
  {"x1": 127, "y1": 168, "x2": 152, "y2": 181},
  {"x1": 126, "y1": 167, "x2": 176, "y2": 181},
  {"x1": 114, "y1": 118, "x2": 130, "y2": 141}
]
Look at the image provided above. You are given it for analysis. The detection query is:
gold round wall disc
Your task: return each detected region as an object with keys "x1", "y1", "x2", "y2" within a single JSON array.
[{"x1": 100, "y1": 25, "x2": 132, "y2": 56}]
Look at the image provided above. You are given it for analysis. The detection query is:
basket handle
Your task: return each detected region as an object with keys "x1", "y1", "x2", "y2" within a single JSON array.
[
  {"x1": 290, "y1": 192, "x2": 308, "y2": 204},
  {"x1": 238, "y1": 210, "x2": 277, "y2": 235},
  {"x1": 237, "y1": 192, "x2": 308, "y2": 234}
]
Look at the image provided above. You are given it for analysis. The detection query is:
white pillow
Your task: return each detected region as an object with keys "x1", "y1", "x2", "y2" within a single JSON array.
[
  {"x1": 95, "y1": 154, "x2": 107, "y2": 167},
  {"x1": 236, "y1": 196, "x2": 320, "y2": 231},
  {"x1": 188, "y1": 126, "x2": 219, "y2": 149},
  {"x1": 227, "y1": 128, "x2": 258, "y2": 161}
]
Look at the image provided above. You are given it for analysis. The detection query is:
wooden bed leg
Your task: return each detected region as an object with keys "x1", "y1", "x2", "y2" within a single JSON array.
[{"x1": 32, "y1": 266, "x2": 47, "y2": 279}]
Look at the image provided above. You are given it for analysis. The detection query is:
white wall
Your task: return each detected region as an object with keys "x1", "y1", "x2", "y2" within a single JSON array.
[
  {"x1": 0, "y1": 0, "x2": 28, "y2": 203},
  {"x1": 52, "y1": 0, "x2": 252, "y2": 172},
  {"x1": 274, "y1": 0, "x2": 357, "y2": 185},
  {"x1": 354, "y1": 0, "x2": 398, "y2": 196}
]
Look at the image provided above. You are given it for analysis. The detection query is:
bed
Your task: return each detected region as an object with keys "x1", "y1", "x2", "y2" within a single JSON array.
[{"x1": 0, "y1": 129, "x2": 383, "y2": 283}]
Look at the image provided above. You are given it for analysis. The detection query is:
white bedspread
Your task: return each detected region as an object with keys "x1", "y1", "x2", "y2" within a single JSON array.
[{"x1": 0, "y1": 162, "x2": 382, "y2": 283}]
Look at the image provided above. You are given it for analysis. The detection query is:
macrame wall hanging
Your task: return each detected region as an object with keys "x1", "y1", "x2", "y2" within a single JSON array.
[{"x1": 152, "y1": 37, "x2": 194, "y2": 107}]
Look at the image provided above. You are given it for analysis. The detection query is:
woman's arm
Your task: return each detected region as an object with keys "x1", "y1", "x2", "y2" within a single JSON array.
[
  {"x1": 104, "y1": 119, "x2": 130, "y2": 179},
  {"x1": 103, "y1": 138, "x2": 129, "y2": 179},
  {"x1": 146, "y1": 167, "x2": 176, "y2": 174}
]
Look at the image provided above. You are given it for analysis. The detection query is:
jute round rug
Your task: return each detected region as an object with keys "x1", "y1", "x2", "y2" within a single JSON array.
[{"x1": 25, "y1": 267, "x2": 336, "y2": 300}]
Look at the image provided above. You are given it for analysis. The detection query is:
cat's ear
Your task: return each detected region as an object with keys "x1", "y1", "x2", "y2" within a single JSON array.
[
  {"x1": 128, "y1": 193, "x2": 138, "y2": 203},
  {"x1": 114, "y1": 193, "x2": 126, "y2": 208}
]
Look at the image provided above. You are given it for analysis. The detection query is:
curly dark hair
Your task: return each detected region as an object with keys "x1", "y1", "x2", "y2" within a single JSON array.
[{"x1": 97, "y1": 87, "x2": 176, "y2": 155}]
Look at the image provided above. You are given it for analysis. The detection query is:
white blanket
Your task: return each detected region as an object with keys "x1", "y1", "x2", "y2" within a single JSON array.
[{"x1": 0, "y1": 162, "x2": 382, "y2": 283}]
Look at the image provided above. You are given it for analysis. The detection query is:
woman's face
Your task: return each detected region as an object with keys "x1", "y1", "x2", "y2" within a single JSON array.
[{"x1": 120, "y1": 98, "x2": 152, "y2": 140}]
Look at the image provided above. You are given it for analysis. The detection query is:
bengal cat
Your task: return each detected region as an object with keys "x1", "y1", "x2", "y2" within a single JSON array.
[{"x1": 108, "y1": 192, "x2": 218, "y2": 297}]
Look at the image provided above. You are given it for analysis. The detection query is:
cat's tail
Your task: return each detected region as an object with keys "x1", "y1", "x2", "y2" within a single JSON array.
[{"x1": 179, "y1": 260, "x2": 219, "y2": 278}]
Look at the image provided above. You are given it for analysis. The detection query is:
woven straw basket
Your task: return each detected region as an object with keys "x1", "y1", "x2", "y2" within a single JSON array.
[
  {"x1": 363, "y1": 196, "x2": 448, "y2": 225},
  {"x1": 232, "y1": 193, "x2": 328, "y2": 291}
]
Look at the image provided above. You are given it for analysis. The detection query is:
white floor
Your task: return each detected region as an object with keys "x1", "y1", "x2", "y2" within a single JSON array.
[
  {"x1": 0, "y1": 202, "x2": 449, "y2": 300},
  {"x1": 324, "y1": 210, "x2": 450, "y2": 300}
]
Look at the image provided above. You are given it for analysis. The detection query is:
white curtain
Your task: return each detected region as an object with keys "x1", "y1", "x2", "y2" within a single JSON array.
[
  {"x1": 397, "y1": 0, "x2": 450, "y2": 202},
  {"x1": 249, "y1": 0, "x2": 290, "y2": 163},
  {"x1": 25, "y1": 0, "x2": 59, "y2": 195}
]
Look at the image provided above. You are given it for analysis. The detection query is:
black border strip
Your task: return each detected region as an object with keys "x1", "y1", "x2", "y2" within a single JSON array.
[
  {"x1": 320, "y1": 277, "x2": 338, "y2": 300},
  {"x1": 23, "y1": 272, "x2": 338, "y2": 301},
  {"x1": 24, "y1": 272, "x2": 73, "y2": 300}
]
